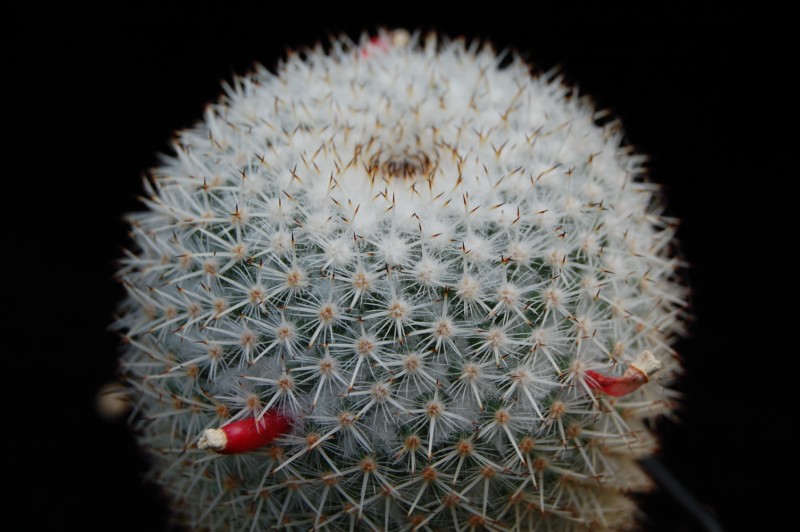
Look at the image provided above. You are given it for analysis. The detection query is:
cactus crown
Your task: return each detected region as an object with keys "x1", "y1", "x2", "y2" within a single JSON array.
[{"x1": 117, "y1": 30, "x2": 687, "y2": 530}]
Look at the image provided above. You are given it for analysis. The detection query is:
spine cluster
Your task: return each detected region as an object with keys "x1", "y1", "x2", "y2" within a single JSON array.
[{"x1": 117, "y1": 31, "x2": 687, "y2": 530}]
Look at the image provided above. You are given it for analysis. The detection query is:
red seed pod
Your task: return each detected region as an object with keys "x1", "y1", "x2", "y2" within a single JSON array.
[
  {"x1": 585, "y1": 350, "x2": 661, "y2": 398},
  {"x1": 198, "y1": 410, "x2": 291, "y2": 454},
  {"x1": 585, "y1": 368, "x2": 648, "y2": 397},
  {"x1": 360, "y1": 35, "x2": 392, "y2": 58}
]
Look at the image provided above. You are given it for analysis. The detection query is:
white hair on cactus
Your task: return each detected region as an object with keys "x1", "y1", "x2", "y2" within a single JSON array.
[{"x1": 117, "y1": 29, "x2": 688, "y2": 530}]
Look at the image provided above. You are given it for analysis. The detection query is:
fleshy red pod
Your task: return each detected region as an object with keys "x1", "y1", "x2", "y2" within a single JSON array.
[
  {"x1": 198, "y1": 410, "x2": 291, "y2": 454},
  {"x1": 585, "y1": 369, "x2": 647, "y2": 397},
  {"x1": 585, "y1": 350, "x2": 661, "y2": 397}
]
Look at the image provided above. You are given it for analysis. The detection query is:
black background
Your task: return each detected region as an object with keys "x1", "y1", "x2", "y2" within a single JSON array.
[{"x1": 11, "y1": 3, "x2": 780, "y2": 530}]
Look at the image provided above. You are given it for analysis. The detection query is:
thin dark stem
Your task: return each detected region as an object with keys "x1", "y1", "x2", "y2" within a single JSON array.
[{"x1": 640, "y1": 457, "x2": 724, "y2": 532}]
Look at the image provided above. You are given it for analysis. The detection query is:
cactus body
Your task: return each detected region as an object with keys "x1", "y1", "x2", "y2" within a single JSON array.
[{"x1": 117, "y1": 31, "x2": 687, "y2": 530}]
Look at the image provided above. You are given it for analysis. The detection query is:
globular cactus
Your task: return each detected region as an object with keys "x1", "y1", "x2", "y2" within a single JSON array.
[{"x1": 116, "y1": 29, "x2": 688, "y2": 530}]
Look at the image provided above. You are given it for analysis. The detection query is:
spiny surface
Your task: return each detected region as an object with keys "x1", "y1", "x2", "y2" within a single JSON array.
[{"x1": 118, "y1": 31, "x2": 687, "y2": 531}]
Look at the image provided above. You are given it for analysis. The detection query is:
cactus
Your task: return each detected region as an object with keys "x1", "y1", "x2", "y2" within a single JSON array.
[{"x1": 117, "y1": 30, "x2": 688, "y2": 530}]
